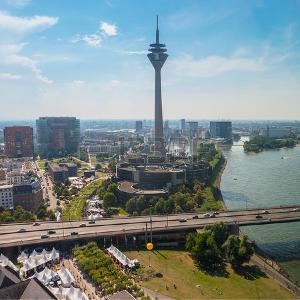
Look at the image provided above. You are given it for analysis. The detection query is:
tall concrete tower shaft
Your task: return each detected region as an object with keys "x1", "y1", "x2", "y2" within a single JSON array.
[{"x1": 147, "y1": 16, "x2": 168, "y2": 156}]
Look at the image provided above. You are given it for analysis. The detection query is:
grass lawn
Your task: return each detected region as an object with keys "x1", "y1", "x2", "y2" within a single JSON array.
[
  {"x1": 124, "y1": 249, "x2": 295, "y2": 300},
  {"x1": 37, "y1": 159, "x2": 47, "y2": 170}
]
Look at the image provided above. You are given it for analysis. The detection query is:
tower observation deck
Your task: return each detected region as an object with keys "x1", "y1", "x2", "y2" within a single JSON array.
[{"x1": 147, "y1": 16, "x2": 168, "y2": 156}]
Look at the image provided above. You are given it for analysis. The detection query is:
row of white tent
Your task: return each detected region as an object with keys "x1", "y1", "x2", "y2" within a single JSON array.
[
  {"x1": 107, "y1": 245, "x2": 139, "y2": 269},
  {"x1": 18, "y1": 248, "x2": 60, "y2": 274},
  {"x1": 49, "y1": 285, "x2": 89, "y2": 300},
  {"x1": 0, "y1": 253, "x2": 18, "y2": 271},
  {"x1": 88, "y1": 213, "x2": 103, "y2": 221}
]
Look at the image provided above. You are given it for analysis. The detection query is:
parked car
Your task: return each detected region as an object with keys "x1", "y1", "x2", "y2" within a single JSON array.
[
  {"x1": 192, "y1": 215, "x2": 199, "y2": 219},
  {"x1": 209, "y1": 212, "x2": 216, "y2": 218},
  {"x1": 32, "y1": 222, "x2": 40, "y2": 226},
  {"x1": 71, "y1": 232, "x2": 78, "y2": 236},
  {"x1": 41, "y1": 234, "x2": 49, "y2": 239},
  {"x1": 203, "y1": 213, "x2": 210, "y2": 218}
]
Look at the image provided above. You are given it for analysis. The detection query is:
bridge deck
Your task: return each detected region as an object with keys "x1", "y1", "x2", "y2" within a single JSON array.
[{"x1": 0, "y1": 205, "x2": 299, "y2": 248}]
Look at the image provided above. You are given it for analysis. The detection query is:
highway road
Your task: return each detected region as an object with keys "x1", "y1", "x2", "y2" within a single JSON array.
[{"x1": 0, "y1": 205, "x2": 299, "y2": 248}]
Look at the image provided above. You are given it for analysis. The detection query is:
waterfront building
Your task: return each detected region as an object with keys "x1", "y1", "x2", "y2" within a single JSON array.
[
  {"x1": 210, "y1": 121, "x2": 232, "y2": 139},
  {"x1": 4, "y1": 126, "x2": 33, "y2": 158},
  {"x1": 147, "y1": 16, "x2": 168, "y2": 156},
  {"x1": 36, "y1": 117, "x2": 80, "y2": 158},
  {"x1": 260, "y1": 126, "x2": 290, "y2": 138},
  {"x1": 0, "y1": 185, "x2": 13, "y2": 210}
]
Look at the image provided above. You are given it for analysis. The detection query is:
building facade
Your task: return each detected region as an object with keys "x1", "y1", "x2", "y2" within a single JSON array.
[
  {"x1": 0, "y1": 185, "x2": 13, "y2": 210},
  {"x1": 210, "y1": 121, "x2": 232, "y2": 139},
  {"x1": 36, "y1": 117, "x2": 80, "y2": 158},
  {"x1": 6, "y1": 170, "x2": 26, "y2": 185},
  {"x1": 4, "y1": 126, "x2": 33, "y2": 158},
  {"x1": 48, "y1": 163, "x2": 78, "y2": 183}
]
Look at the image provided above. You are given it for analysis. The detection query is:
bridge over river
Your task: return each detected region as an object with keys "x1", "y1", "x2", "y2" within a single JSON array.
[{"x1": 0, "y1": 205, "x2": 299, "y2": 249}]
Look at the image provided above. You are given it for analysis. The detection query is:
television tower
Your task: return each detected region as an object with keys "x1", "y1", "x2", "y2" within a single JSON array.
[{"x1": 147, "y1": 16, "x2": 168, "y2": 156}]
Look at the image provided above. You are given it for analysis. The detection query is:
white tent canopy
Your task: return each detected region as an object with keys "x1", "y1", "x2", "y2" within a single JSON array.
[
  {"x1": 58, "y1": 267, "x2": 75, "y2": 288},
  {"x1": 107, "y1": 245, "x2": 139, "y2": 268},
  {"x1": 0, "y1": 253, "x2": 18, "y2": 271}
]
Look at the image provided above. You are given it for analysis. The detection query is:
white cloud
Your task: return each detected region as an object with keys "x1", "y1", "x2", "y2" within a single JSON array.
[
  {"x1": 4, "y1": 0, "x2": 31, "y2": 8},
  {"x1": 123, "y1": 50, "x2": 147, "y2": 55},
  {"x1": 0, "y1": 72, "x2": 22, "y2": 80},
  {"x1": 0, "y1": 43, "x2": 52, "y2": 83},
  {"x1": 171, "y1": 54, "x2": 266, "y2": 77},
  {"x1": 82, "y1": 34, "x2": 102, "y2": 48},
  {"x1": 0, "y1": 11, "x2": 58, "y2": 34},
  {"x1": 100, "y1": 21, "x2": 117, "y2": 36},
  {"x1": 72, "y1": 80, "x2": 85, "y2": 86}
]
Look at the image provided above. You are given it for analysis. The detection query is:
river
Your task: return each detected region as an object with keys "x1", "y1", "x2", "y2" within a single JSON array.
[{"x1": 220, "y1": 138, "x2": 300, "y2": 286}]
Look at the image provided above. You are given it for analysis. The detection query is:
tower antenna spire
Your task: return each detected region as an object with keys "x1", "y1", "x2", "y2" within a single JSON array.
[{"x1": 156, "y1": 15, "x2": 159, "y2": 44}]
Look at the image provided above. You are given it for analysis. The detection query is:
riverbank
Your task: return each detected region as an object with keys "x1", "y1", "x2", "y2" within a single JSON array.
[{"x1": 220, "y1": 141, "x2": 300, "y2": 295}]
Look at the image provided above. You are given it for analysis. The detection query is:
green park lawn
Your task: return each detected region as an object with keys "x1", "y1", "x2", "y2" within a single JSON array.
[{"x1": 125, "y1": 249, "x2": 296, "y2": 300}]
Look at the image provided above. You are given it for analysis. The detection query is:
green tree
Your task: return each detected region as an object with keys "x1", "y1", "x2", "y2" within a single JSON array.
[
  {"x1": 126, "y1": 198, "x2": 137, "y2": 215},
  {"x1": 154, "y1": 198, "x2": 165, "y2": 214},
  {"x1": 223, "y1": 235, "x2": 254, "y2": 268},
  {"x1": 103, "y1": 192, "x2": 117, "y2": 209},
  {"x1": 206, "y1": 222, "x2": 229, "y2": 248}
]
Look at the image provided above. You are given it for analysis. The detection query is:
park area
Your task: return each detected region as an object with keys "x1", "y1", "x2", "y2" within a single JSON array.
[{"x1": 125, "y1": 249, "x2": 295, "y2": 299}]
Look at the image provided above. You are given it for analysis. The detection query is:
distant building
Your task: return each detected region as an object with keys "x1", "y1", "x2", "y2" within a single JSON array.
[
  {"x1": 0, "y1": 168, "x2": 6, "y2": 181},
  {"x1": 4, "y1": 126, "x2": 33, "y2": 158},
  {"x1": 135, "y1": 121, "x2": 143, "y2": 133},
  {"x1": 0, "y1": 185, "x2": 13, "y2": 210},
  {"x1": 87, "y1": 144, "x2": 121, "y2": 155},
  {"x1": 210, "y1": 121, "x2": 232, "y2": 139},
  {"x1": 260, "y1": 126, "x2": 290, "y2": 138},
  {"x1": 36, "y1": 117, "x2": 80, "y2": 158},
  {"x1": 48, "y1": 163, "x2": 77, "y2": 183},
  {"x1": 84, "y1": 170, "x2": 95, "y2": 178},
  {"x1": 187, "y1": 122, "x2": 198, "y2": 138},
  {"x1": 180, "y1": 119, "x2": 186, "y2": 133},
  {"x1": 13, "y1": 179, "x2": 43, "y2": 212}
]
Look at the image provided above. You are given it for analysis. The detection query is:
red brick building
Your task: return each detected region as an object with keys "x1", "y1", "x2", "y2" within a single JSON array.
[{"x1": 4, "y1": 126, "x2": 33, "y2": 158}]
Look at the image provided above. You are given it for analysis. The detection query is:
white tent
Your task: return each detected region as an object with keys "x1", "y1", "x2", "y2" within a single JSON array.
[
  {"x1": 107, "y1": 245, "x2": 139, "y2": 268},
  {"x1": 35, "y1": 267, "x2": 57, "y2": 285},
  {"x1": 21, "y1": 260, "x2": 36, "y2": 273},
  {"x1": 0, "y1": 253, "x2": 18, "y2": 271},
  {"x1": 58, "y1": 267, "x2": 75, "y2": 288},
  {"x1": 17, "y1": 251, "x2": 28, "y2": 263},
  {"x1": 66, "y1": 286, "x2": 89, "y2": 300},
  {"x1": 94, "y1": 213, "x2": 103, "y2": 220}
]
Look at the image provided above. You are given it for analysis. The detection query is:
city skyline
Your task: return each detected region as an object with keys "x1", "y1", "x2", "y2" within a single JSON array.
[{"x1": 0, "y1": 0, "x2": 300, "y2": 120}]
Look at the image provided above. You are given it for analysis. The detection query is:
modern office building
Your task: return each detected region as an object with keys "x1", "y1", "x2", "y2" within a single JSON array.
[
  {"x1": 260, "y1": 126, "x2": 290, "y2": 138},
  {"x1": 187, "y1": 122, "x2": 199, "y2": 138},
  {"x1": 147, "y1": 16, "x2": 168, "y2": 156},
  {"x1": 4, "y1": 126, "x2": 33, "y2": 158},
  {"x1": 0, "y1": 185, "x2": 13, "y2": 210},
  {"x1": 135, "y1": 121, "x2": 143, "y2": 133},
  {"x1": 48, "y1": 163, "x2": 78, "y2": 183},
  {"x1": 210, "y1": 121, "x2": 232, "y2": 139},
  {"x1": 36, "y1": 117, "x2": 80, "y2": 158}
]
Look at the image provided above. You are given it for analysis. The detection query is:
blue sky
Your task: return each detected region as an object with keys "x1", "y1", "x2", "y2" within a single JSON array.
[{"x1": 0, "y1": 0, "x2": 299, "y2": 120}]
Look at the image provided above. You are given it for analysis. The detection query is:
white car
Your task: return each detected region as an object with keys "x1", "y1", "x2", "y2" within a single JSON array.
[
  {"x1": 203, "y1": 213, "x2": 210, "y2": 218},
  {"x1": 293, "y1": 208, "x2": 300, "y2": 212}
]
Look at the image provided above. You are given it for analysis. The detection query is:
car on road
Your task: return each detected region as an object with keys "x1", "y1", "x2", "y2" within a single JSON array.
[
  {"x1": 41, "y1": 234, "x2": 49, "y2": 239},
  {"x1": 208, "y1": 213, "x2": 216, "y2": 218},
  {"x1": 192, "y1": 215, "x2": 199, "y2": 219},
  {"x1": 214, "y1": 211, "x2": 220, "y2": 215},
  {"x1": 256, "y1": 214, "x2": 263, "y2": 219},
  {"x1": 79, "y1": 223, "x2": 86, "y2": 227},
  {"x1": 32, "y1": 222, "x2": 40, "y2": 226},
  {"x1": 71, "y1": 232, "x2": 78, "y2": 236},
  {"x1": 178, "y1": 218, "x2": 187, "y2": 223},
  {"x1": 17, "y1": 228, "x2": 26, "y2": 233},
  {"x1": 47, "y1": 230, "x2": 56, "y2": 234},
  {"x1": 262, "y1": 210, "x2": 269, "y2": 214},
  {"x1": 89, "y1": 220, "x2": 95, "y2": 224},
  {"x1": 203, "y1": 213, "x2": 210, "y2": 218},
  {"x1": 293, "y1": 208, "x2": 300, "y2": 212}
]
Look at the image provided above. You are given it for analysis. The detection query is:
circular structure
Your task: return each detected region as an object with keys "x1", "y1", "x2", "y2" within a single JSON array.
[{"x1": 146, "y1": 242, "x2": 154, "y2": 251}]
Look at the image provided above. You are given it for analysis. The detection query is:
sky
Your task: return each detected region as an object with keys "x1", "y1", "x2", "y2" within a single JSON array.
[{"x1": 0, "y1": 0, "x2": 300, "y2": 121}]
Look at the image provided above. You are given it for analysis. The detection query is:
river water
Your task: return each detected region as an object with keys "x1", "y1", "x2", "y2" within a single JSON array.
[{"x1": 220, "y1": 138, "x2": 300, "y2": 286}]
